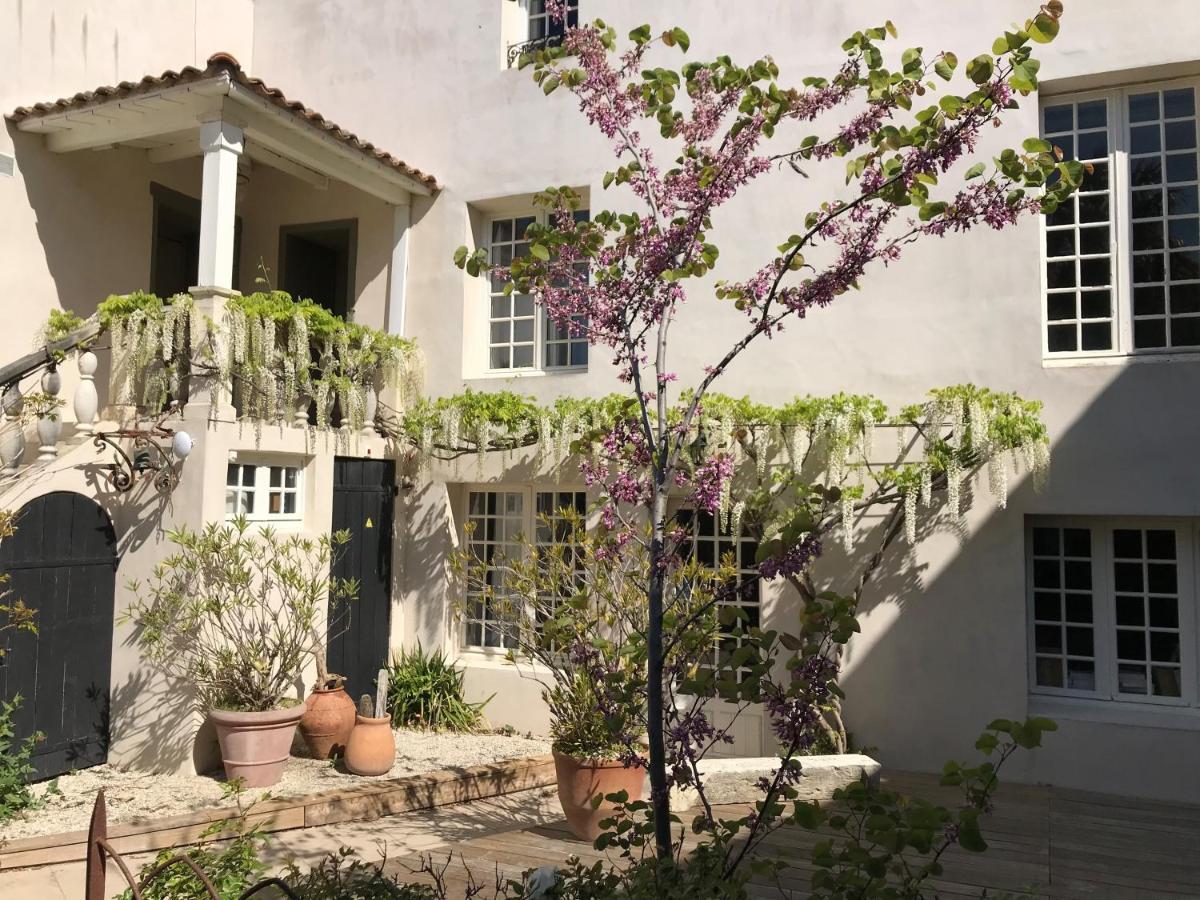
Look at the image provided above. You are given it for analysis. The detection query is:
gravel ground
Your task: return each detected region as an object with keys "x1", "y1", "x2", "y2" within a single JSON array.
[{"x1": 0, "y1": 729, "x2": 550, "y2": 842}]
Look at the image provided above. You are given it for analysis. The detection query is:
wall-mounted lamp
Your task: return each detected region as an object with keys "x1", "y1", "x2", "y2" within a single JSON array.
[{"x1": 94, "y1": 415, "x2": 192, "y2": 494}]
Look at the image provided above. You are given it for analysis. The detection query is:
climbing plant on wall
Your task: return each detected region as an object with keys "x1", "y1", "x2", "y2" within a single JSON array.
[{"x1": 96, "y1": 290, "x2": 422, "y2": 433}]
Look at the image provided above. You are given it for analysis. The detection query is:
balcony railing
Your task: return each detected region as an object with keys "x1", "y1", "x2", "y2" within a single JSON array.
[{"x1": 506, "y1": 33, "x2": 566, "y2": 69}]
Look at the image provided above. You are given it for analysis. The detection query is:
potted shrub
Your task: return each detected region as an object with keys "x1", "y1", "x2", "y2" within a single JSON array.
[
  {"x1": 124, "y1": 517, "x2": 356, "y2": 787},
  {"x1": 549, "y1": 673, "x2": 645, "y2": 842},
  {"x1": 455, "y1": 506, "x2": 652, "y2": 841}
]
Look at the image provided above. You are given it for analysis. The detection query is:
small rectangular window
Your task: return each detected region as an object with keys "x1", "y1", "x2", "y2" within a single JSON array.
[
  {"x1": 225, "y1": 457, "x2": 304, "y2": 523},
  {"x1": 528, "y1": 0, "x2": 578, "y2": 42},
  {"x1": 484, "y1": 210, "x2": 589, "y2": 373},
  {"x1": 1027, "y1": 518, "x2": 1194, "y2": 708}
]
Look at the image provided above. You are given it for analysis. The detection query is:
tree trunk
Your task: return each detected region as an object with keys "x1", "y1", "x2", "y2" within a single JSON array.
[{"x1": 647, "y1": 486, "x2": 672, "y2": 860}]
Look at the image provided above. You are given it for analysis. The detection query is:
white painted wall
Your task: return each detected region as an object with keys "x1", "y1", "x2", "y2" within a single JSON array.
[
  {"x1": 246, "y1": 0, "x2": 1200, "y2": 802},
  {"x1": 2, "y1": 1, "x2": 1200, "y2": 801}
]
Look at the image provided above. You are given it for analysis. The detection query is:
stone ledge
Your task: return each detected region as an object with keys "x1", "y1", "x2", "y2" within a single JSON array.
[
  {"x1": 0, "y1": 753, "x2": 556, "y2": 871},
  {"x1": 667, "y1": 753, "x2": 881, "y2": 810}
]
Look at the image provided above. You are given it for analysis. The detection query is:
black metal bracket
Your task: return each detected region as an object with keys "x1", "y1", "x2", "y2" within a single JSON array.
[{"x1": 93, "y1": 411, "x2": 181, "y2": 494}]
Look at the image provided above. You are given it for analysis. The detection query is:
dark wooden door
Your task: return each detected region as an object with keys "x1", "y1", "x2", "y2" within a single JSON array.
[
  {"x1": 328, "y1": 458, "x2": 395, "y2": 703},
  {"x1": 0, "y1": 492, "x2": 116, "y2": 779}
]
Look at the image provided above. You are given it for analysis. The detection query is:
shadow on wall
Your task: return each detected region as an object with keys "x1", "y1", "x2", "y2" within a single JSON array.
[
  {"x1": 838, "y1": 357, "x2": 1200, "y2": 800},
  {"x1": 6, "y1": 125, "x2": 200, "y2": 404}
]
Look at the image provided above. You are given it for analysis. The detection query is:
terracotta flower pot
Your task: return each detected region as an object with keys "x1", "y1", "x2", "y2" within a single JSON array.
[
  {"x1": 209, "y1": 706, "x2": 303, "y2": 788},
  {"x1": 553, "y1": 750, "x2": 646, "y2": 842},
  {"x1": 299, "y1": 686, "x2": 356, "y2": 759},
  {"x1": 344, "y1": 715, "x2": 395, "y2": 776}
]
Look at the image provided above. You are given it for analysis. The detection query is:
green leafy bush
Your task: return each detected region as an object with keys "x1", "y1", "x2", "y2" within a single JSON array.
[
  {"x1": 387, "y1": 645, "x2": 489, "y2": 732},
  {"x1": 282, "y1": 848, "x2": 439, "y2": 898},
  {"x1": 118, "y1": 782, "x2": 270, "y2": 900},
  {"x1": 0, "y1": 696, "x2": 43, "y2": 824}
]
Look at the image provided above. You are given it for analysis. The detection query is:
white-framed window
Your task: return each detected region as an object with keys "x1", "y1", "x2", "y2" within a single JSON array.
[
  {"x1": 679, "y1": 508, "x2": 762, "y2": 678},
  {"x1": 1027, "y1": 518, "x2": 1197, "y2": 707},
  {"x1": 225, "y1": 456, "x2": 305, "y2": 523},
  {"x1": 486, "y1": 210, "x2": 589, "y2": 373},
  {"x1": 462, "y1": 486, "x2": 587, "y2": 651},
  {"x1": 1042, "y1": 78, "x2": 1200, "y2": 359},
  {"x1": 529, "y1": 0, "x2": 578, "y2": 40}
]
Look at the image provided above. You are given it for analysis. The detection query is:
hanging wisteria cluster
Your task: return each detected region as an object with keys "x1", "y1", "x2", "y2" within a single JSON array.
[
  {"x1": 97, "y1": 290, "x2": 422, "y2": 431},
  {"x1": 400, "y1": 383, "x2": 1049, "y2": 553}
]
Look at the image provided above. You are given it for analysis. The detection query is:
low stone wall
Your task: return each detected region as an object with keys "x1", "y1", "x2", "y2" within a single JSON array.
[
  {"x1": 0, "y1": 753, "x2": 556, "y2": 871},
  {"x1": 666, "y1": 753, "x2": 881, "y2": 810}
]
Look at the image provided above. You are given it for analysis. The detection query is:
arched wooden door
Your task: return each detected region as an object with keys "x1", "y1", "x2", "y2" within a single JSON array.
[{"x1": 0, "y1": 492, "x2": 117, "y2": 779}]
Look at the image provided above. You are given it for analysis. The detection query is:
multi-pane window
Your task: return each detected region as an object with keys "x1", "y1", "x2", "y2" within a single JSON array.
[
  {"x1": 1127, "y1": 88, "x2": 1200, "y2": 349},
  {"x1": 1042, "y1": 80, "x2": 1200, "y2": 358},
  {"x1": 464, "y1": 490, "x2": 526, "y2": 649},
  {"x1": 528, "y1": 0, "x2": 578, "y2": 42},
  {"x1": 1112, "y1": 527, "x2": 1183, "y2": 698},
  {"x1": 225, "y1": 458, "x2": 304, "y2": 523},
  {"x1": 1027, "y1": 519, "x2": 1194, "y2": 707},
  {"x1": 462, "y1": 487, "x2": 586, "y2": 650},
  {"x1": 226, "y1": 463, "x2": 256, "y2": 516},
  {"x1": 1043, "y1": 98, "x2": 1114, "y2": 352},
  {"x1": 486, "y1": 211, "x2": 589, "y2": 372},
  {"x1": 488, "y1": 216, "x2": 538, "y2": 370},
  {"x1": 680, "y1": 509, "x2": 762, "y2": 677}
]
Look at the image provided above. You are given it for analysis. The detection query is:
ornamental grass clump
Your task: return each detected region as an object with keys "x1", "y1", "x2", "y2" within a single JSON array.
[
  {"x1": 386, "y1": 644, "x2": 490, "y2": 732},
  {"x1": 123, "y1": 517, "x2": 358, "y2": 713}
]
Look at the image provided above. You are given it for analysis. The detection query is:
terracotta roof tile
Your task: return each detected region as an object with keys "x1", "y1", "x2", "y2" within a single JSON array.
[{"x1": 7, "y1": 52, "x2": 439, "y2": 191}]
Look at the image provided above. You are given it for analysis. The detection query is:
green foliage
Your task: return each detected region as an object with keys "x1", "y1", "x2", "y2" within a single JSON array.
[
  {"x1": 802, "y1": 718, "x2": 1058, "y2": 895},
  {"x1": 0, "y1": 509, "x2": 37, "y2": 659},
  {"x1": 547, "y1": 672, "x2": 627, "y2": 761},
  {"x1": 387, "y1": 644, "x2": 489, "y2": 732},
  {"x1": 282, "y1": 848, "x2": 439, "y2": 898},
  {"x1": 0, "y1": 696, "x2": 43, "y2": 824},
  {"x1": 117, "y1": 782, "x2": 271, "y2": 900},
  {"x1": 122, "y1": 518, "x2": 358, "y2": 712},
  {"x1": 95, "y1": 289, "x2": 420, "y2": 428},
  {"x1": 21, "y1": 391, "x2": 65, "y2": 422},
  {"x1": 39, "y1": 308, "x2": 92, "y2": 361}
]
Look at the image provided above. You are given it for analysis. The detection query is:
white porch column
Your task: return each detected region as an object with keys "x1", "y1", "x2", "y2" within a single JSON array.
[
  {"x1": 196, "y1": 119, "x2": 244, "y2": 290},
  {"x1": 387, "y1": 200, "x2": 411, "y2": 336}
]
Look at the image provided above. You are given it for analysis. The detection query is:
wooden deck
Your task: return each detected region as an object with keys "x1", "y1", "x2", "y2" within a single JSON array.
[{"x1": 383, "y1": 771, "x2": 1200, "y2": 898}]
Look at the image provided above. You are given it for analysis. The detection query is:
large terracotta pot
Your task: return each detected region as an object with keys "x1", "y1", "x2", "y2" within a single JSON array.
[
  {"x1": 299, "y1": 686, "x2": 356, "y2": 759},
  {"x1": 209, "y1": 706, "x2": 303, "y2": 788},
  {"x1": 553, "y1": 750, "x2": 646, "y2": 842},
  {"x1": 344, "y1": 715, "x2": 395, "y2": 776}
]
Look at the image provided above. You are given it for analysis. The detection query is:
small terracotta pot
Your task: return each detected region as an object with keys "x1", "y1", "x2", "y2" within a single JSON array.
[
  {"x1": 344, "y1": 715, "x2": 395, "y2": 776},
  {"x1": 209, "y1": 706, "x2": 303, "y2": 788},
  {"x1": 299, "y1": 686, "x2": 356, "y2": 759},
  {"x1": 553, "y1": 750, "x2": 645, "y2": 842}
]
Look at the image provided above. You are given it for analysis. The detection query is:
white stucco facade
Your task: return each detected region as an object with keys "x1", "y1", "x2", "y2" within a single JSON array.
[{"x1": 3, "y1": 1, "x2": 1200, "y2": 803}]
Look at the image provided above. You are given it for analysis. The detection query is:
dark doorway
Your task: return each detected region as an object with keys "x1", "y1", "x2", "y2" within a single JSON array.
[
  {"x1": 0, "y1": 492, "x2": 117, "y2": 779},
  {"x1": 150, "y1": 183, "x2": 241, "y2": 295},
  {"x1": 327, "y1": 457, "x2": 395, "y2": 702},
  {"x1": 279, "y1": 220, "x2": 357, "y2": 319}
]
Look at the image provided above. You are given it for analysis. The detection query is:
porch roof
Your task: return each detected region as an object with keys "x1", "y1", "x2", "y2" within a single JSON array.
[{"x1": 6, "y1": 52, "x2": 437, "y2": 202}]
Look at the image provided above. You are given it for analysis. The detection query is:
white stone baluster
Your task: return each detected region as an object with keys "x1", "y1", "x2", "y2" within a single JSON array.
[
  {"x1": 36, "y1": 368, "x2": 62, "y2": 461},
  {"x1": 0, "y1": 385, "x2": 25, "y2": 475},
  {"x1": 363, "y1": 384, "x2": 378, "y2": 437},
  {"x1": 73, "y1": 349, "x2": 99, "y2": 434}
]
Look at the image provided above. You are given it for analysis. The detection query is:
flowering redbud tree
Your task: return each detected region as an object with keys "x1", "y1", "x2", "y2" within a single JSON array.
[{"x1": 457, "y1": 0, "x2": 1078, "y2": 863}]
